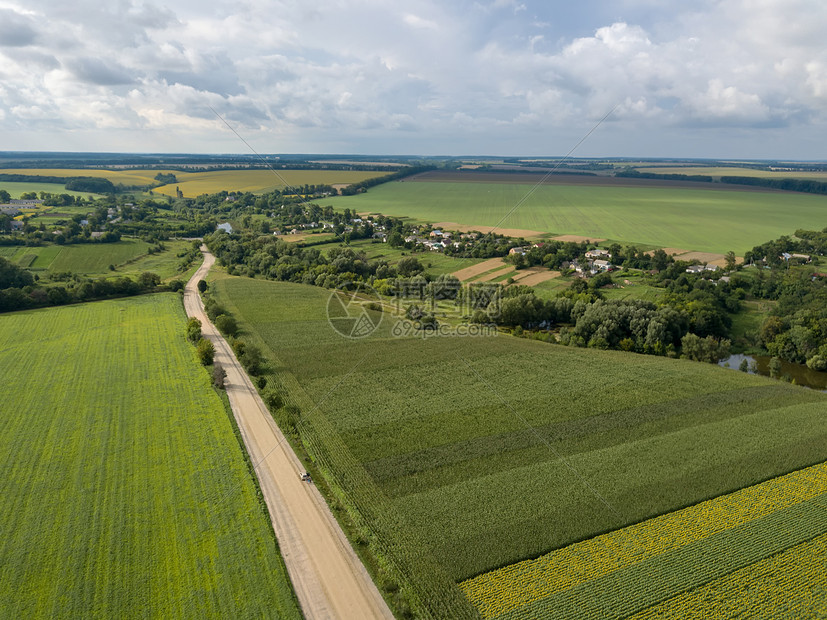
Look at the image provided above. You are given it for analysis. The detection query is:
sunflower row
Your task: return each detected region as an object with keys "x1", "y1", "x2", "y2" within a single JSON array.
[{"x1": 631, "y1": 532, "x2": 827, "y2": 619}]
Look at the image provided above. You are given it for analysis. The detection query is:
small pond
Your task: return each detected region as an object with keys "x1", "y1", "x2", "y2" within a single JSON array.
[{"x1": 719, "y1": 354, "x2": 827, "y2": 392}]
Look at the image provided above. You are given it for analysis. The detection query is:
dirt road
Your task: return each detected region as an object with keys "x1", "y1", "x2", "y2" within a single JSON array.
[{"x1": 184, "y1": 250, "x2": 393, "y2": 620}]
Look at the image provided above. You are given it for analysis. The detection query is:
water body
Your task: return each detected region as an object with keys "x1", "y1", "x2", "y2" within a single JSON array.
[{"x1": 719, "y1": 354, "x2": 827, "y2": 392}]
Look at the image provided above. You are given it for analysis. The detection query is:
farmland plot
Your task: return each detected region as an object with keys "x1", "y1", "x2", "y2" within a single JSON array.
[
  {"x1": 461, "y1": 462, "x2": 827, "y2": 618},
  {"x1": 211, "y1": 275, "x2": 827, "y2": 617},
  {"x1": 0, "y1": 294, "x2": 300, "y2": 618},
  {"x1": 326, "y1": 176, "x2": 827, "y2": 254}
]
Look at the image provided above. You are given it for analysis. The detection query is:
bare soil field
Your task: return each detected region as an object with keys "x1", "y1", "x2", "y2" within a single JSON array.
[{"x1": 452, "y1": 257, "x2": 507, "y2": 281}]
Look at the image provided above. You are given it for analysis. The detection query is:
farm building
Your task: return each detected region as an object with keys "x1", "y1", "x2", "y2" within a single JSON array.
[{"x1": 591, "y1": 259, "x2": 613, "y2": 272}]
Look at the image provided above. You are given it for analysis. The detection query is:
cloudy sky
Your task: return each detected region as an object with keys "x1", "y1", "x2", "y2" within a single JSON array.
[{"x1": 1, "y1": 0, "x2": 826, "y2": 158}]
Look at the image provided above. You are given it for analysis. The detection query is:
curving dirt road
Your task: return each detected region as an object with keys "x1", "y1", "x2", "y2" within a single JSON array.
[{"x1": 184, "y1": 249, "x2": 393, "y2": 620}]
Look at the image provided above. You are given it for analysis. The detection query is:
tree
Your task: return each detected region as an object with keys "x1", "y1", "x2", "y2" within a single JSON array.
[
  {"x1": 212, "y1": 363, "x2": 226, "y2": 389},
  {"x1": 769, "y1": 356, "x2": 782, "y2": 379},
  {"x1": 138, "y1": 271, "x2": 161, "y2": 288},
  {"x1": 0, "y1": 189, "x2": 10, "y2": 203},
  {"x1": 197, "y1": 279, "x2": 208, "y2": 293},
  {"x1": 396, "y1": 256, "x2": 424, "y2": 277},
  {"x1": 214, "y1": 313, "x2": 238, "y2": 337},
  {"x1": 725, "y1": 251, "x2": 737, "y2": 271},
  {"x1": 387, "y1": 231, "x2": 405, "y2": 247},
  {"x1": 186, "y1": 317, "x2": 202, "y2": 343},
  {"x1": 244, "y1": 345, "x2": 263, "y2": 374},
  {"x1": 652, "y1": 248, "x2": 669, "y2": 272},
  {"x1": 681, "y1": 333, "x2": 731, "y2": 363},
  {"x1": 739, "y1": 358, "x2": 749, "y2": 372},
  {"x1": 196, "y1": 338, "x2": 214, "y2": 365}
]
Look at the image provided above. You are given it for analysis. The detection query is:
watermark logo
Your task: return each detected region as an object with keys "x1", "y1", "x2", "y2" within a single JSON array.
[
  {"x1": 326, "y1": 282, "x2": 384, "y2": 339},
  {"x1": 326, "y1": 279, "x2": 501, "y2": 340}
]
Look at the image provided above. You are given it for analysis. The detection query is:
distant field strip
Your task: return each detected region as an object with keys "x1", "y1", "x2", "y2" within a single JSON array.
[
  {"x1": 153, "y1": 169, "x2": 390, "y2": 197},
  {"x1": 0, "y1": 295, "x2": 300, "y2": 618},
  {"x1": 461, "y1": 462, "x2": 827, "y2": 619},
  {"x1": 327, "y1": 179, "x2": 827, "y2": 253}
]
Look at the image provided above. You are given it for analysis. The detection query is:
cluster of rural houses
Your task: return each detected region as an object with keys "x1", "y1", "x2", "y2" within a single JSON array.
[
  {"x1": 0, "y1": 199, "x2": 45, "y2": 231},
  {"x1": 404, "y1": 228, "x2": 481, "y2": 251}
]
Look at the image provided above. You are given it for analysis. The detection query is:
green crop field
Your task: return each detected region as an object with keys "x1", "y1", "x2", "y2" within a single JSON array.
[
  {"x1": 210, "y1": 275, "x2": 827, "y2": 618},
  {"x1": 0, "y1": 181, "x2": 102, "y2": 199},
  {"x1": 152, "y1": 169, "x2": 391, "y2": 198},
  {"x1": 0, "y1": 168, "x2": 181, "y2": 186},
  {"x1": 2, "y1": 239, "x2": 195, "y2": 280},
  {"x1": 0, "y1": 294, "x2": 301, "y2": 618},
  {"x1": 326, "y1": 177, "x2": 827, "y2": 254}
]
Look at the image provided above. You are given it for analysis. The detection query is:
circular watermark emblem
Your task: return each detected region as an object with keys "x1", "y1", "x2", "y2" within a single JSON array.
[{"x1": 326, "y1": 282, "x2": 384, "y2": 339}]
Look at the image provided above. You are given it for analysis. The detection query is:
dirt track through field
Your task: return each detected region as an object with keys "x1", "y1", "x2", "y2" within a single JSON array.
[{"x1": 184, "y1": 251, "x2": 393, "y2": 620}]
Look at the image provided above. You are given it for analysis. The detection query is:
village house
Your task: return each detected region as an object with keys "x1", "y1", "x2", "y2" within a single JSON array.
[
  {"x1": 591, "y1": 259, "x2": 613, "y2": 273},
  {"x1": 508, "y1": 247, "x2": 527, "y2": 256},
  {"x1": 585, "y1": 248, "x2": 611, "y2": 259}
]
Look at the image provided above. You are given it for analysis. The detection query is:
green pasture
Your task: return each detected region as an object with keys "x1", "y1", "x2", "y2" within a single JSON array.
[
  {"x1": 326, "y1": 181, "x2": 827, "y2": 254},
  {"x1": 211, "y1": 276, "x2": 827, "y2": 616},
  {"x1": 0, "y1": 294, "x2": 300, "y2": 618}
]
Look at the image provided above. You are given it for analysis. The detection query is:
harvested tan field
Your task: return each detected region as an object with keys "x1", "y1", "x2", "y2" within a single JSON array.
[
  {"x1": 512, "y1": 269, "x2": 562, "y2": 287},
  {"x1": 660, "y1": 247, "x2": 691, "y2": 256},
  {"x1": 676, "y1": 251, "x2": 727, "y2": 265},
  {"x1": 431, "y1": 222, "x2": 547, "y2": 239},
  {"x1": 452, "y1": 257, "x2": 507, "y2": 281},
  {"x1": 552, "y1": 234, "x2": 607, "y2": 243}
]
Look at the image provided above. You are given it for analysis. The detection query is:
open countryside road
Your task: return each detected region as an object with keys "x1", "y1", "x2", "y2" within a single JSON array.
[{"x1": 184, "y1": 249, "x2": 393, "y2": 620}]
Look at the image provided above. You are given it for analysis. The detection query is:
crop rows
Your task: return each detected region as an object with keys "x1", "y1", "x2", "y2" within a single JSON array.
[
  {"x1": 212, "y1": 276, "x2": 827, "y2": 617},
  {"x1": 461, "y1": 463, "x2": 827, "y2": 619},
  {"x1": 631, "y1": 532, "x2": 827, "y2": 619},
  {"x1": 0, "y1": 295, "x2": 301, "y2": 618}
]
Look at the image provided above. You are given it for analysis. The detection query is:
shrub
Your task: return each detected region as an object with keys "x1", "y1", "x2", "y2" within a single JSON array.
[
  {"x1": 196, "y1": 338, "x2": 214, "y2": 365},
  {"x1": 214, "y1": 313, "x2": 239, "y2": 337},
  {"x1": 186, "y1": 317, "x2": 201, "y2": 343}
]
